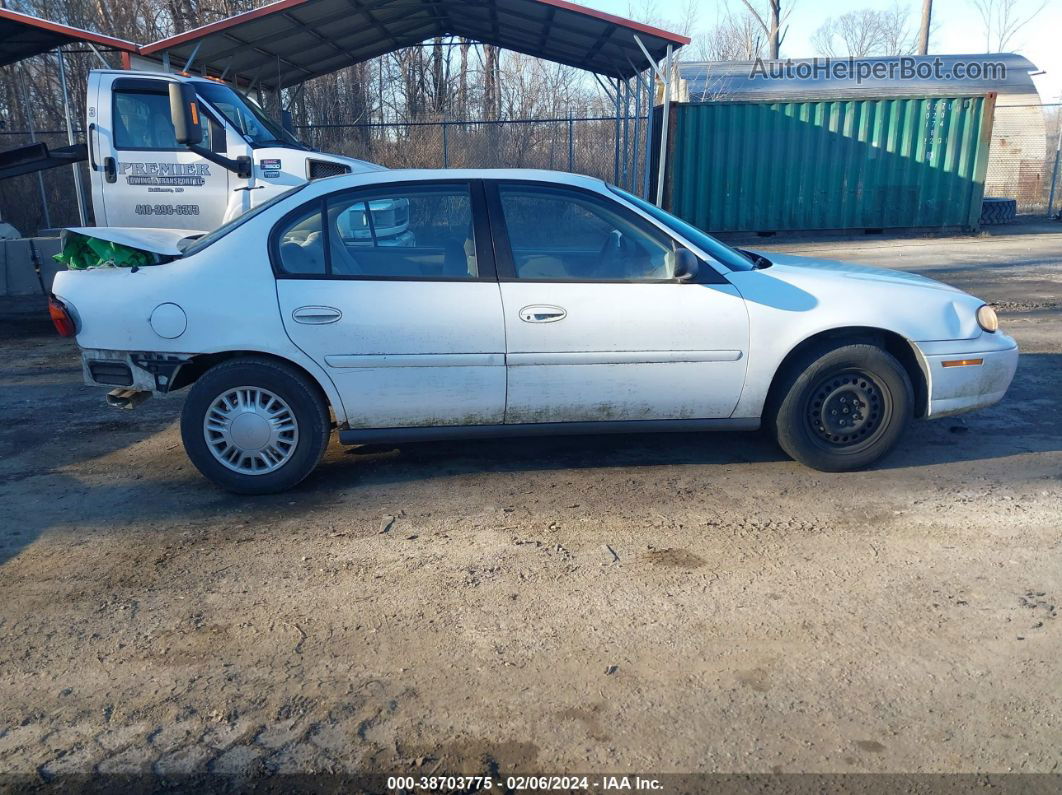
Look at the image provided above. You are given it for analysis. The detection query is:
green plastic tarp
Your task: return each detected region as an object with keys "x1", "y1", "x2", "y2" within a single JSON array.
[{"x1": 53, "y1": 231, "x2": 158, "y2": 270}]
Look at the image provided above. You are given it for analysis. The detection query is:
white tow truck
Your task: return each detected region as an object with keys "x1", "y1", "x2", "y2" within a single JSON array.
[
  {"x1": 2, "y1": 68, "x2": 409, "y2": 241},
  {"x1": 86, "y1": 69, "x2": 382, "y2": 230}
]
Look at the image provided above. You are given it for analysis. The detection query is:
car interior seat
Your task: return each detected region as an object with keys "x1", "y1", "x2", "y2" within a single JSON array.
[
  {"x1": 441, "y1": 224, "x2": 477, "y2": 277},
  {"x1": 329, "y1": 232, "x2": 362, "y2": 275},
  {"x1": 279, "y1": 234, "x2": 325, "y2": 274}
]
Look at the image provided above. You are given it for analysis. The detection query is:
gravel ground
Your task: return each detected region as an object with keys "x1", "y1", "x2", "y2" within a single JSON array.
[{"x1": 0, "y1": 224, "x2": 1060, "y2": 789}]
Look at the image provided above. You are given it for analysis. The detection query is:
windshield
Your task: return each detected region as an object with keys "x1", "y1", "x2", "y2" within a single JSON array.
[
  {"x1": 181, "y1": 184, "x2": 309, "y2": 257},
  {"x1": 607, "y1": 186, "x2": 755, "y2": 272},
  {"x1": 194, "y1": 82, "x2": 305, "y2": 149}
]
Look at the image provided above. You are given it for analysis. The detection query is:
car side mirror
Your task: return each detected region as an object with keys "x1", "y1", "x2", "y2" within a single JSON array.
[
  {"x1": 673, "y1": 248, "x2": 700, "y2": 282},
  {"x1": 168, "y1": 82, "x2": 204, "y2": 146}
]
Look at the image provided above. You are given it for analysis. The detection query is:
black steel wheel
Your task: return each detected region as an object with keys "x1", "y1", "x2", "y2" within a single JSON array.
[
  {"x1": 772, "y1": 343, "x2": 912, "y2": 472},
  {"x1": 804, "y1": 368, "x2": 892, "y2": 452}
]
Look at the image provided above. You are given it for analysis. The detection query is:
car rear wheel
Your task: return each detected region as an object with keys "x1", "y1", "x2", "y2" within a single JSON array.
[
  {"x1": 772, "y1": 343, "x2": 913, "y2": 472},
  {"x1": 181, "y1": 357, "x2": 331, "y2": 494}
]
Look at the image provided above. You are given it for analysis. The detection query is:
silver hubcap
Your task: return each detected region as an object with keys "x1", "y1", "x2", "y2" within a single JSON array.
[{"x1": 203, "y1": 387, "x2": 299, "y2": 475}]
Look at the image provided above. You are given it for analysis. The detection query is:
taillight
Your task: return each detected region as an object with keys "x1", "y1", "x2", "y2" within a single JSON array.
[{"x1": 48, "y1": 296, "x2": 76, "y2": 337}]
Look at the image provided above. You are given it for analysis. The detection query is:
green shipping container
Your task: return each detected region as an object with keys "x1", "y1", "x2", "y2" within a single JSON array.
[{"x1": 657, "y1": 95, "x2": 995, "y2": 233}]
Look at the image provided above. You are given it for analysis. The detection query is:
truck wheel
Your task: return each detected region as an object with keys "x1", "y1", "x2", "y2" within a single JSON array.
[
  {"x1": 180, "y1": 357, "x2": 331, "y2": 494},
  {"x1": 772, "y1": 343, "x2": 912, "y2": 472}
]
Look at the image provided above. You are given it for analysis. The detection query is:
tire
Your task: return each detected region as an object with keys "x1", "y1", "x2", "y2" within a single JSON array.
[
  {"x1": 979, "y1": 197, "x2": 1016, "y2": 226},
  {"x1": 180, "y1": 357, "x2": 331, "y2": 494},
  {"x1": 771, "y1": 343, "x2": 913, "y2": 472}
]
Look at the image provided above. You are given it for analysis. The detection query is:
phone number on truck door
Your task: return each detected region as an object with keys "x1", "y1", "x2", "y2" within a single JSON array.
[{"x1": 134, "y1": 204, "x2": 201, "y2": 216}]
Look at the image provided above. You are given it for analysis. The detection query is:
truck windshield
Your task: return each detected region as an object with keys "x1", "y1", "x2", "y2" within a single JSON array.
[
  {"x1": 194, "y1": 82, "x2": 306, "y2": 149},
  {"x1": 607, "y1": 186, "x2": 755, "y2": 272}
]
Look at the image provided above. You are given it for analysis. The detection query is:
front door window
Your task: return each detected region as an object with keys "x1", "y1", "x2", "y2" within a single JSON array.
[{"x1": 496, "y1": 183, "x2": 675, "y2": 281}]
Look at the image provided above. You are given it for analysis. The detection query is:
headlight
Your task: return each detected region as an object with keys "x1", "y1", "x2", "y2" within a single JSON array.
[{"x1": 976, "y1": 304, "x2": 999, "y2": 333}]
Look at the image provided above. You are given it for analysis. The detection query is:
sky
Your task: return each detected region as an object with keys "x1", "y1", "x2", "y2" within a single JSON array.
[{"x1": 584, "y1": 0, "x2": 1062, "y2": 103}]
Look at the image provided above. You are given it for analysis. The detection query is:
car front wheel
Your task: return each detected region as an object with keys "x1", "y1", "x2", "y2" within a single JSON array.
[
  {"x1": 772, "y1": 343, "x2": 913, "y2": 472},
  {"x1": 180, "y1": 357, "x2": 331, "y2": 494}
]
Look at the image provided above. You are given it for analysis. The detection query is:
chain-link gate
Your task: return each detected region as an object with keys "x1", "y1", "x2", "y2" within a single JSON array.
[{"x1": 984, "y1": 103, "x2": 1061, "y2": 217}]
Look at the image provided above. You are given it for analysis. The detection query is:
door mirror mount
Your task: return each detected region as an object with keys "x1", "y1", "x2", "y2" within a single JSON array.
[
  {"x1": 168, "y1": 82, "x2": 204, "y2": 147},
  {"x1": 674, "y1": 248, "x2": 700, "y2": 282},
  {"x1": 169, "y1": 82, "x2": 253, "y2": 180}
]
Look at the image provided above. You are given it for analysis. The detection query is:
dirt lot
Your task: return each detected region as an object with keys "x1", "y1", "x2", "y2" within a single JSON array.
[{"x1": 1, "y1": 224, "x2": 1060, "y2": 788}]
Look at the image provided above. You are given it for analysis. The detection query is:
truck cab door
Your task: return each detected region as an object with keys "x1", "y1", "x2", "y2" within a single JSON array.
[
  {"x1": 93, "y1": 74, "x2": 229, "y2": 230},
  {"x1": 87, "y1": 71, "x2": 107, "y2": 226}
]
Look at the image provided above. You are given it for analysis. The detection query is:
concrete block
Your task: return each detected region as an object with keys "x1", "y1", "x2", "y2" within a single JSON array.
[
  {"x1": 3, "y1": 240, "x2": 41, "y2": 296},
  {"x1": 0, "y1": 237, "x2": 63, "y2": 296}
]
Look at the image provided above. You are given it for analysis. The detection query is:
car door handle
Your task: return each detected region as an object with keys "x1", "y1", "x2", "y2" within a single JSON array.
[
  {"x1": 519, "y1": 305, "x2": 566, "y2": 323},
  {"x1": 292, "y1": 306, "x2": 342, "y2": 324}
]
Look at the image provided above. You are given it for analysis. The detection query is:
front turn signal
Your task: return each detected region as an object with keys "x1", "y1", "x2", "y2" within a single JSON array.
[{"x1": 48, "y1": 296, "x2": 76, "y2": 337}]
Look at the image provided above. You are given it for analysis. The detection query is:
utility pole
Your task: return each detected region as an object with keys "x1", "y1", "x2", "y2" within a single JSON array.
[
  {"x1": 768, "y1": 1, "x2": 781, "y2": 60},
  {"x1": 917, "y1": 0, "x2": 933, "y2": 55}
]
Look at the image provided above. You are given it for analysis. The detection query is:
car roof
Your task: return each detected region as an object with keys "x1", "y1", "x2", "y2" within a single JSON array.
[{"x1": 313, "y1": 168, "x2": 609, "y2": 191}]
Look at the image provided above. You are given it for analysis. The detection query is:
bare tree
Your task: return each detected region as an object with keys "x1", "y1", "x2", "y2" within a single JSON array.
[
  {"x1": 696, "y1": 4, "x2": 766, "y2": 61},
  {"x1": 880, "y1": 1, "x2": 916, "y2": 55},
  {"x1": 813, "y1": 4, "x2": 915, "y2": 58},
  {"x1": 738, "y1": 0, "x2": 795, "y2": 59},
  {"x1": 457, "y1": 38, "x2": 470, "y2": 119},
  {"x1": 969, "y1": 0, "x2": 1048, "y2": 52}
]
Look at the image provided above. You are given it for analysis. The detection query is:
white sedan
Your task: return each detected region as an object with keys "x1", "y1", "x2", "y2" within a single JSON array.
[{"x1": 50, "y1": 169, "x2": 1018, "y2": 493}]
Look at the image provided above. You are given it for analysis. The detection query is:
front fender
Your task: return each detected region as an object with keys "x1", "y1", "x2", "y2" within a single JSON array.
[{"x1": 726, "y1": 267, "x2": 986, "y2": 419}]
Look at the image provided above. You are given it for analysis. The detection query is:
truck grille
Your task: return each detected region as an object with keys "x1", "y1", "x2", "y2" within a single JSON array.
[{"x1": 307, "y1": 160, "x2": 351, "y2": 180}]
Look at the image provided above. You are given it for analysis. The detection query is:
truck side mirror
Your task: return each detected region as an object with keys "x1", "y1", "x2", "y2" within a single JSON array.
[{"x1": 168, "y1": 83, "x2": 204, "y2": 146}]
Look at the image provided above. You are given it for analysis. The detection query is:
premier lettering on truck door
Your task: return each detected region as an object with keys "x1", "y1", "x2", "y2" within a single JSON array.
[{"x1": 92, "y1": 74, "x2": 230, "y2": 228}]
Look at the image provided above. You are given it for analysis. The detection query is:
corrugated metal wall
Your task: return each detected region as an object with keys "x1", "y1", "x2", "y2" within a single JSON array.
[{"x1": 661, "y1": 95, "x2": 995, "y2": 232}]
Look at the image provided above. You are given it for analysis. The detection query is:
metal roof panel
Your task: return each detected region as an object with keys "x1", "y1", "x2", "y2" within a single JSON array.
[
  {"x1": 140, "y1": 0, "x2": 688, "y2": 84},
  {"x1": 679, "y1": 54, "x2": 1041, "y2": 102},
  {"x1": 0, "y1": 7, "x2": 138, "y2": 67}
]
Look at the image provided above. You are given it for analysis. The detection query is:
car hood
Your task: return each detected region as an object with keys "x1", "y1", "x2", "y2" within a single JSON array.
[
  {"x1": 63, "y1": 227, "x2": 207, "y2": 257},
  {"x1": 749, "y1": 250, "x2": 964, "y2": 294},
  {"x1": 726, "y1": 248, "x2": 987, "y2": 341}
]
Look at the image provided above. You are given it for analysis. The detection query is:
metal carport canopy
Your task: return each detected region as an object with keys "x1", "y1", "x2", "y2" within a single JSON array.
[
  {"x1": 139, "y1": 0, "x2": 689, "y2": 87},
  {"x1": 0, "y1": 7, "x2": 139, "y2": 67}
]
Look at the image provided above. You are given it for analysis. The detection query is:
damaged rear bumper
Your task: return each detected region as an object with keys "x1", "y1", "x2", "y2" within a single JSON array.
[{"x1": 81, "y1": 349, "x2": 192, "y2": 394}]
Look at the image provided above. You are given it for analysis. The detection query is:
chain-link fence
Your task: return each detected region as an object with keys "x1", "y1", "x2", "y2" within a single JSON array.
[
  {"x1": 984, "y1": 103, "x2": 1062, "y2": 217},
  {"x1": 0, "y1": 115, "x2": 649, "y2": 236},
  {"x1": 298, "y1": 115, "x2": 649, "y2": 190},
  {"x1": 4, "y1": 104, "x2": 1058, "y2": 236}
]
